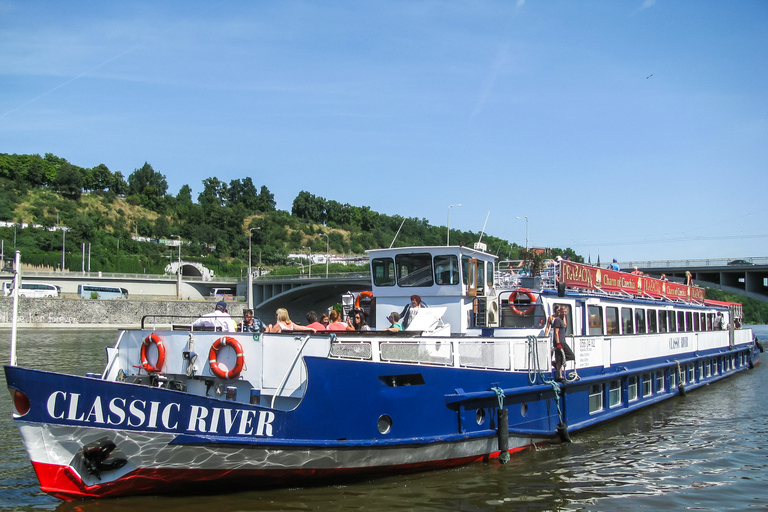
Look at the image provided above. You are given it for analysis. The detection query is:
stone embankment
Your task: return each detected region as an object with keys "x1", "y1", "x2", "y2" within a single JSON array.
[{"x1": 0, "y1": 297, "x2": 247, "y2": 329}]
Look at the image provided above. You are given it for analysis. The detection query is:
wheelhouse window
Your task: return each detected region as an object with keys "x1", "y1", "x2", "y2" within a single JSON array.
[
  {"x1": 647, "y1": 310, "x2": 658, "y2": 333},
  {"x1": 636, "y1": 308, "x2": 646, "y2": 334},
  {"x1": 588, "y1": 305, "x2": 603, "y2": 335},
  {"x1": 589, "y1": 384, "x2": 603, "y2": 413},
  {"x1": 462, "y1": 256, "x2": 471, "y2": 285},
  {"x1": 608, "y1": 380, "x2": 621, "y2": 407},
  {"x1": 372, "y1": 257, "x2": 395, "y2": 287},
  {"x1": 434, "y1": 255, "x2": 460, "y2": 285},
  {"x1": 621, "y1": 308, "x2": 634, "y2": 334},
  {"x1": 395, "y1": 253, "x2": 434, "y2": 287},
  {"x1": 606, "y1": 307, "x2": 619, "y2": 335}
]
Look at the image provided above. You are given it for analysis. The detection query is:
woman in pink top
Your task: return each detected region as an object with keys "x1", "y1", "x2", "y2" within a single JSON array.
[{"x1": 327, "y1": 310, "x2": 348, "y2": 331}]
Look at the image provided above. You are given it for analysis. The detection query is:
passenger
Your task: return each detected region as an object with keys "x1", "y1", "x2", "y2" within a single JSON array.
[
  {"x1": 305, "y1": 310, "x2": 326, "y2": 331},
  {"x1": 685, "y1": 270, "x2": 693, "y2": 286},
  {"x1": 400, "y1": 295, "x2": 427, "y2": 330},
  {"x1": 631, "y1": 267, "x2": 641, "y2": 275},
  {"x1": 660, "y1": 274, "x2": 669, "y2": 281},
  {"x1": 320, "y1": 313, "x2": 330, "y2": 328},
  {"x1": 347, "y1": 310, "x2": 370, "y2": 331},
  {"x1": 193, "y1": 301, "x2": 237, "y2": 332},
  {"x1": 544, "y1": 306, "x2": 560, "y2": 339},
  {"x1": 238, "y1": 308, "x2": 267, "y2": 333},
  {"x1": 608, "y1": 259, "x2": 621, "y2": 271},
  {"x1": 385, "y1": 311, "x2": 402, "y2": 332},
  {"x1": 267, "y1": 308, "x2": 315, "y2": 333},
  {"x1": 551, "y1": 306, "x2": 575, "y2": 381},
  {"x1": 327, "y1": 310, "x2": 348, "y2": 331}
]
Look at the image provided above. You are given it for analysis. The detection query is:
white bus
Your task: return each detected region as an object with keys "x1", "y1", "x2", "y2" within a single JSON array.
[
  {"x1": 3, "y1": 282, "x2": 61, "y2": 298},
  {"x1": 78, "y1": 284, "x2": 129, "y2": 299}
]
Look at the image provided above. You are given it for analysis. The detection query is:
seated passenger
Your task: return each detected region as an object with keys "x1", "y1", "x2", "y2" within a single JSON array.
[
  {"x1": 327, "y1": 310, "x2": 348, "y2": 331},
  {"x1": 385, "y1": 311, "x2": 402, "y2": 332},
  {"x1": 267, "y1": 308, "x2": 315, "y2": 333},
  {"x1": 305, "y1": 310, "x2": 326, "y2": 331},
  {"x1": 193, "y1": 301, "x2": 237, "y2": 332},
  {"x1": 238, "y1": 309, "x2": 267, "y2": 333},
  {"x1": 347, "y1": 309, "x2": 370, "y2": 331}
]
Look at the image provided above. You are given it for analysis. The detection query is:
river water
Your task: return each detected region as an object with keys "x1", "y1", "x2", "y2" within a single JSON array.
[{"x1": 1, "y1": 326, "x2": 767, "y2": 511}]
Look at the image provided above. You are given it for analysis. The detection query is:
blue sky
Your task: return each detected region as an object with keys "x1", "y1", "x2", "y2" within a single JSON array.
[{"x1": 2, "y1": 0, "x2": 766, "y2": 262}]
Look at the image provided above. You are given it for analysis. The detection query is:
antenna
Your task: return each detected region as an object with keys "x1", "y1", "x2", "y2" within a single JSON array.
[
  {"x1": 389, "y1": 218, "x2": 407, "y2": 248},
  {"x1": 477, "y1": 211, "x2": 490, "y2": 243}
]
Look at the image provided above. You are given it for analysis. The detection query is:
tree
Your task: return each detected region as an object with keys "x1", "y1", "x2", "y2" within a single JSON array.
[
  {"x1": 256, "y1": 185, "x2": 276, "y2": 212},
  {"x1": 53, "y1": 163, "x2": 83, "y2": 200},
  {"x1": 292, "y1": 191, "x2": 326, "y2": 224},
  {"x1": 111, "y1": 171, "x2": 128, "y2": 196},
  {"x1": 128, "y1": 163, "x2": 168, "y2": 211},
  {"x1": 91, "y1": 164, "x2": 113, "y2": 191}
]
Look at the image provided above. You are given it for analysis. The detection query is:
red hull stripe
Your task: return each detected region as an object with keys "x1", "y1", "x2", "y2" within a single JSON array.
[{"x1": 32, "y1": 445, "x2": 534, "y2": 500}]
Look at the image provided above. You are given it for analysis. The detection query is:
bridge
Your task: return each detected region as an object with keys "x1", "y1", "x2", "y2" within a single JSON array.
[{"x1": 620, "y1": 257, "x2": 768, "y2": 303}]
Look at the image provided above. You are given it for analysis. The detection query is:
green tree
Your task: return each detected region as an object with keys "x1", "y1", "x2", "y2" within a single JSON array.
[
  {"x1": 53, "y1": 163, "x2": 83, "y2": 200},
  {"x1": 127, "y1": 163, "x2": 168, "y2": 211}
]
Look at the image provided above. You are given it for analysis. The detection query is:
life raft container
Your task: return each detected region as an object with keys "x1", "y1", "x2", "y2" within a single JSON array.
[
  {"x1": 140, "y1": 333, "x2": 166, "y2": 373},
  {"x1": 355, "y1": 290, "x2": 373, "y2": 308},
  {"x1": 509, "y1": 288, "x2": 537, "y2": 316},
  {"x1": 208, "y1": 336, "x2": 245, "y2": 380}
]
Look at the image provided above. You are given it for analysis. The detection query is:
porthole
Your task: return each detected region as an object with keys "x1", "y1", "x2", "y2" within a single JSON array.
[
  {"x1": 521, "y1": 402, "x2": 528, "y2": 417},
  {"x1": 476, "y1": 408, "x2": 486, "y2": 425},
  {"x1": 377, "y1": 414, "x2": 392, "y2": 434}
]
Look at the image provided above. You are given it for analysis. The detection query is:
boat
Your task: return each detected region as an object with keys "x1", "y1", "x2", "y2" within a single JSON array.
[{"x1": 4, "y1": 245, "x2": 761, "y2": 500}]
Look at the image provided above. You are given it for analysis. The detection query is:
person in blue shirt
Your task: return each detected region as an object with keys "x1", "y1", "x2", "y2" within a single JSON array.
[{"x1": 608, "y1": 259, "x2": 621, "y2": 271}]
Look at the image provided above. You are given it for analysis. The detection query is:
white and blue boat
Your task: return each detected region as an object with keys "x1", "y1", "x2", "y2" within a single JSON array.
[{"x1": 4, "y1": 245, "x2": 761, "y2": 500}]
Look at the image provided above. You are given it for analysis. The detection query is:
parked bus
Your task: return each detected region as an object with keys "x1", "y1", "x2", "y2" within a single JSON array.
[
  {"x1": 78, "y1": 284, "x2": 129, "y2": 299},
  {"x1": 2, "y1": 282, "x2": 61, "y2": 298}
]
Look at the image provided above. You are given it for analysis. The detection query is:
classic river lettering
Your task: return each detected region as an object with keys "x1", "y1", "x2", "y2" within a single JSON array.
[{"x1": 45, "y1": 391, "x2": 276, "y2": 437}]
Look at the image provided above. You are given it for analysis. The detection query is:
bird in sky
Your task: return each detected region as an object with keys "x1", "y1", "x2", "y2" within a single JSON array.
[{"x1": 646, "y1": 74, "x2": 653, "y2": 79}]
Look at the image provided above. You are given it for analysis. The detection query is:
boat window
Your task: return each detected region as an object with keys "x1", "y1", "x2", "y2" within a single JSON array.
[
  {"x1": 659, "y1": 311, "x2": 668, "y2": 333},
  {"x1": 635, "y1": 308, "x2": 646, "y2": 334},
  {"x1": 655, "y1": 371, "x2": 664, "y2": 392},
  {"x1": 670, "y1": 368, "x2": 677, "y2": 387},
  {"x1": 395, "y1": 253, "x2": 434, "y2": 287},
  {"x1": 588, "y1": 384, "x2": 603, "y2": 413},
  {"x1": 372, "y1": 258, "x2": 395, "y2": 287},
  {"x1": 588, "y1": 305, "x2": 603, "y2": 335},
  {"x1": 552, "y1": 303, "x2": 574, "y2": 335},
  {"x1": 605, "y1": 307, "x2": 619, "y2": 335},
  {"x1": 628, "y1": 375, "x2": 638, "y2": 401},
  {"x1": 642, "y1": 373, "x2": 652, "y2": 397},
  {"x1": 462, "y1": 256, "x2": 471, "y2": 285},
  {"x1": 486, "y1": 262, "x2": 494, "y2": 288},
  {"x1": 693, "y1": 312, "x2": 700, "y2": 331},
  {"x1": 477, "y1": 263, "x2": 485, "y2": 294},
  {"x1": 608, "y1": 380, "x2": 621, "y2": 408},
  {"x1": 621, "y1": 308, "x2": 633, "y2": 334},
  {"x1": 433, "y1": 255, "x2": 460, "y2": 285},
  {"x1": 685, "y1": 312, "x2": 693, "y2": 332},
  {"x1": 647, "y1": 310, "x2": 657, "y2": 333},
  {"x1": 677, "y1": 311, "x2": 685, "y2": 332}
]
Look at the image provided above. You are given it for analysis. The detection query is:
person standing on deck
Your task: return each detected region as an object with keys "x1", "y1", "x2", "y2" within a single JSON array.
[{"x1": 552, "y1": 306, "x2": 575, "y2": 381}]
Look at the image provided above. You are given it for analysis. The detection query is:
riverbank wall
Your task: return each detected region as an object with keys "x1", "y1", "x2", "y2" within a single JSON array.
[{"x1": 0, "y1": 297, "x2": 248, "y2": 329}]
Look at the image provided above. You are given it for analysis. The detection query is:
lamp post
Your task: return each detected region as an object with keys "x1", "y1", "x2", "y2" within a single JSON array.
[
  {"x1": 248, "y1": 227, "x2": 260, "y2": 276},
  {"x1": 171, "y1": 236, "x2": 181, "y2": 271},
  {"x1": 447, "y1": 204, "x2": 462, "y2": 246},
  {"x1": 516, "y1": 216, "x2": 528, "y2": 251},
  {"x1": 322, "y1": 232, "x2": 329, "y2": 278}
]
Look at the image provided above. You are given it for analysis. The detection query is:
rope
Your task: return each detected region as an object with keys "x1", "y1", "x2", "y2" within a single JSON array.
[
  {"x1": 526, "y1": 335, "x2": 565, "y2": 426},
  {"x1": 491, "y1": 387, "x2": 510, "y2": 464}
]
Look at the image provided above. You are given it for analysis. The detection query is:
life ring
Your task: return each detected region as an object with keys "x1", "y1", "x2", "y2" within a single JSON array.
[
  {"x1": 509, "y1": 289, "x2": 536, "y2": 316},
  {"x1": 355, "y1": 290, "x2": 373, "y2": 308},
  {"x1": 140, "y1": 333, "x2": 166, "y2": 373},
  {"x1": 208, "y1": 336, "x2": 245, "y2": 380}
]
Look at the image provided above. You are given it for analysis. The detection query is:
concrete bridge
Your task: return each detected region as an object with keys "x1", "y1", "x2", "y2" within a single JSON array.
[{"x1": 620, "y1": 257, "x2": 768, "y2": 303}]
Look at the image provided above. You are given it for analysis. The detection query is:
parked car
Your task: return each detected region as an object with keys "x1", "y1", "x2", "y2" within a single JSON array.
[{"x1": 727, "y1": 259, "x2": 755, "y2": 266}]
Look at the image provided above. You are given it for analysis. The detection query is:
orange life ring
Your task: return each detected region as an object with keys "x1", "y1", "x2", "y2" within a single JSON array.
[
  {"x1": 509, "y1": 288, "x2": 537, "y2": 316},
  {"x1": 140, "y1": 333, "x2": 166, "y2": 373},
  {"x1": 355, "y1": 290, "x2": 373, "y2": 308},
  {"x1": 208, "y1": 336, "x2": 245, "y2": 380}
]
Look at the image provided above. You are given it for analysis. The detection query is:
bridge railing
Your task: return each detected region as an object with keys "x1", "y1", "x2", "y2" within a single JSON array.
[{"x1": 620, "y1": 257, "x2": 768, "y2": 269}]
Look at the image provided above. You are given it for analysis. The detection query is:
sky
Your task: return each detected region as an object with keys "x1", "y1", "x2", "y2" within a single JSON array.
[{"x1": 1, "y1": 0, "x2": 766, "y2": 262}]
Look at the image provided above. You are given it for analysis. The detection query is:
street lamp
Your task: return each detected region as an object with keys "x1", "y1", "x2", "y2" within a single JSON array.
[
  {"x1": 447, "y1": 204, "x2": 462, "y2": 246},
  {"x1": 171, "y1": 235, "x2": 181, "y2": 273},
  {"x1": 249, "y1": 227, "x2": 260, "y2": 276},
  {"x1": 322, "y1": 232, "x2": 329, "y2": 278},
  {"x1": 516, "y1": 216, "x2": 528, "y2": 251}
]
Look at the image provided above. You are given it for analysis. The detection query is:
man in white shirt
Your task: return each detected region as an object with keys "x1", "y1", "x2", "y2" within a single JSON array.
[{"x1": 193, "y1": 301, "x2": 237, "y2": 332}]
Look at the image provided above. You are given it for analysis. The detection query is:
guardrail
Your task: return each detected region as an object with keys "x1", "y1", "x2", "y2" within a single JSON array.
[{"x1": 620, "y1": 257, "x2": 768, "y2": 269}]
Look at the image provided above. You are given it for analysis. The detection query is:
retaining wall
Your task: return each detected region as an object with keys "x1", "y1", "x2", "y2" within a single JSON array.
[{"x1": 0, "y1": 297, "x2": 247, "y2": 329}]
